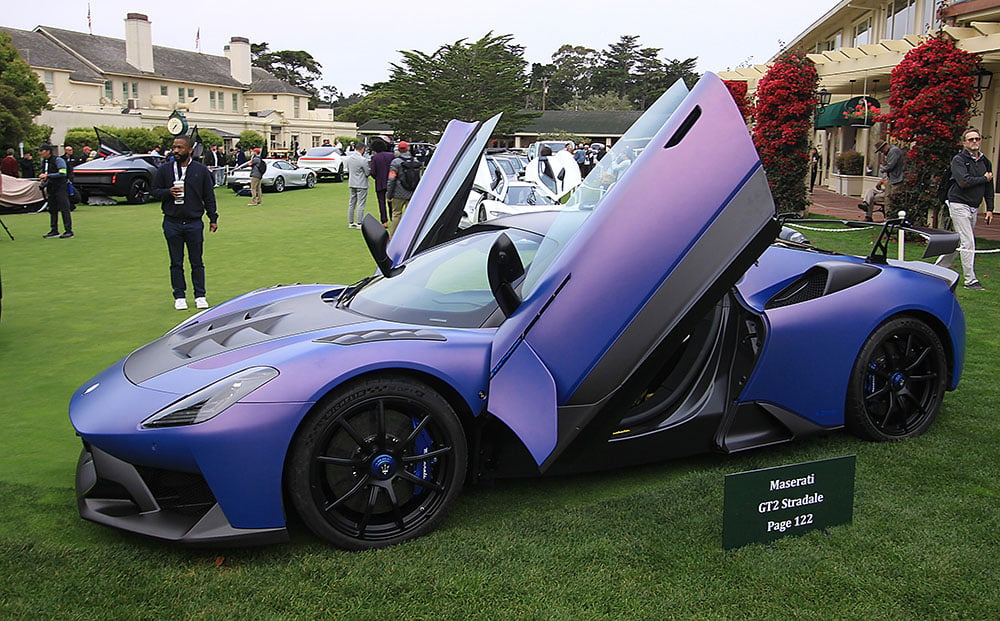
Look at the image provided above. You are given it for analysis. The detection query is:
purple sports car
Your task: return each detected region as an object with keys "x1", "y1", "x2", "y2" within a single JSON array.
[{"x1": 69, "y1": 74, "x2": 965, "y2": 550}]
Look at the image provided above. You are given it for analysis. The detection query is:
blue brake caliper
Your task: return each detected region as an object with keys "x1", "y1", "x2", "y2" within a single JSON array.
[{"x1": 413, "y1": 418, "x2": 433, "y2": 495}]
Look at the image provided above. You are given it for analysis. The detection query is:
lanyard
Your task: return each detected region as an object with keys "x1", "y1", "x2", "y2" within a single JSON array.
[{"x1": 175, "y1": 161, "x2": 188, "y2": 183}]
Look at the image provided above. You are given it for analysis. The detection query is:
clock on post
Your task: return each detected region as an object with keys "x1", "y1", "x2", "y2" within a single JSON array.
[{"x1": 167, "y1": 111, "x2": 189, "y2": 136}]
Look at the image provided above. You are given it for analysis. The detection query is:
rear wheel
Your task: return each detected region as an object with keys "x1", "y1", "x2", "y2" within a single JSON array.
[
  {"x1": 334, "y1": 165, "x2": 345, "y2": 182},
  {"x1": 126, "y1": 177, "x2": 150, "y2": 204},
  {"x1": 846, "y1": 317, "x2": 947, "y2": 441},
  {"x1": 287, "y1": 375, "x2": 468, "y2": 550},
  {"x1": 273, "y1": 176, "x2": 285, "y2": 192},
  {"x1": 305, "y1": 173, "x2": 316, "y2": 189}
]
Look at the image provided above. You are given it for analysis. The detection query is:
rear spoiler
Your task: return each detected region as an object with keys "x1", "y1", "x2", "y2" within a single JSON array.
[{"x1": 777, "y1": 214, "x2": 959, "y2": 264}]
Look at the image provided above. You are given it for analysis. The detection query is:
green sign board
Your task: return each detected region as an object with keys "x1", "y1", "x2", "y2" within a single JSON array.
[{"x1": 723, "y1": 455, "x2": 856, "y2": 550}]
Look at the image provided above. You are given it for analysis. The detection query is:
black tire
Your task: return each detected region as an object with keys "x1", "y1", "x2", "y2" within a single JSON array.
[
  {"x1": 287, "y1": 375, "x2": 468, "y2": 550},
  {"x1": 126, "y1": 177, "x2": 150, "y2": 204},
  {"x1": 846, "y1": 317, "x2": 947, "y2": 441},
  {"x1": 334, "y1": 165, "x2": 345, "y2": 182},
  {"x1": 273, "y1": 176, "x2": 285, "y2": 192},
  {"x1": 477, "y1": 204, "x2": 488, "y2": 223},
  {"x1": 305, "y1": 173, "x2": 316, "y2": 189}
]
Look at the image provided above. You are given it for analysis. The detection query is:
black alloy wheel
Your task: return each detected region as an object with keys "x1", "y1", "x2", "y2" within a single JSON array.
[
  {"x1": 273, "y1": 176, "x2": 285, "y2": 192},
  {"x1": 335, "y1": 165, "x2": 345, "y2": 182},
  {"x1": 126, "y1": 177, "x2": 150, "y2": 204},
  {"x1": 287, "y1": 375, "x2": 468, "y2": 549},
  {"x1": 846, "y1": 317, "x2": 947, "y2": 441}
]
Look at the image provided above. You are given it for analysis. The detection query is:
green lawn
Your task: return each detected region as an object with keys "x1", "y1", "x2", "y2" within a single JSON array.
[{"x1": 1, "y1": 190, "x2": 998, "y2": 619}]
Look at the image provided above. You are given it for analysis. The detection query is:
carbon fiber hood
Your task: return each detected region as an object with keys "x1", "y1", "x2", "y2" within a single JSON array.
[{"x1": 123, "y1": 290, "x2": 366, "y2": 384}]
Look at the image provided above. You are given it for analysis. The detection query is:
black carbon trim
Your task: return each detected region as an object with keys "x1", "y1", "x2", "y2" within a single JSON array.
[{"x1": 76, "y1": 445, "x2": 288, "y2": 546}]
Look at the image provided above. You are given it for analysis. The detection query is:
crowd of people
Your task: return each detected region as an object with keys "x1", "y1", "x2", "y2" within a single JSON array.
[{"x1": 6, "y1": 125, "x2": 997, "y2": 309}]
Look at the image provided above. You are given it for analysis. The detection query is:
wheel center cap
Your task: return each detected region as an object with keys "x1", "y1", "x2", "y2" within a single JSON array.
[
  {"x1": 370, "y1": 454, "x2": 396, "y2": 480},
  {"x1": 891, "y1": 372, "x2": 906, "y2": 390}
]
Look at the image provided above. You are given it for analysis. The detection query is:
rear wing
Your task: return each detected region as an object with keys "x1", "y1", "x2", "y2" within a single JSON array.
[{"x1": 777, "y1": 215, "x2": 959, "y2": 264}]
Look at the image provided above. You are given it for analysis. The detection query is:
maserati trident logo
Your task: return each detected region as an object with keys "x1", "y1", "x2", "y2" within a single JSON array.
[{"x1": 371, "y1": 454, "x2": 395, "y2": 480}]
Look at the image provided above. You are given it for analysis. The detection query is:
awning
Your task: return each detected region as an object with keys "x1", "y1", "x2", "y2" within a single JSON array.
[
  {"x1": 207, "y1": 127, "x2": 241, "y2": 139},
  {"x1": 815, "y1": 96, "x2": 881, "y2": 129}
]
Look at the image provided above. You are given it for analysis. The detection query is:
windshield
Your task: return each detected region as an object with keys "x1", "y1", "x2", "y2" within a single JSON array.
[
  {"x1": 303, "y1": 147, "x2": 339, "y2": 158},
  {"x1": 347, "y1": 229, "x2": 543, "y2": 327},
  {"x1": 505, "y1": 185, "x2": 555, "y2": 206},
  {"x1": 521, "y1": 80, "x2": 690, "y2": 297}
]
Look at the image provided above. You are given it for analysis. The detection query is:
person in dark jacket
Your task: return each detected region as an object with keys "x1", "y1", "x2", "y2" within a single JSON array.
[
  {"x1": 151, "y1": 135, "x2": 219, "y2": 310},
  {"x1": 19, "y1": 153, "x2": 35, "y2": 179},
  {"x1": 937, "y1": 128, "x2": 994, "y2": 290},
  {"x1": 369, "y1": 137, "x2": 395, "y2": 226},
  {"x1": 38, "y1": 144, "x2": 73, "y2": 238},
  {"x1": 386, "y1": 141, "x2": 416, "y2": 236},
  {"x1": 63, "y1": 146, "x2": 83, "y2": 180}
]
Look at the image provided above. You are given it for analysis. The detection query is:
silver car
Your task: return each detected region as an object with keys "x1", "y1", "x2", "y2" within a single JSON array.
[{"x1": 227, "y1": 159, "x2": 317, "y2": 193}]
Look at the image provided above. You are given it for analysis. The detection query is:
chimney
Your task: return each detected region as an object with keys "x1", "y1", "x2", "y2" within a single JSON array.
[
  {"x1": 124, "y1": 13, "x2": 154, "y2": 73},
  {"x1": 227, "y1": 36, "x2": 252, "y2": 85}
]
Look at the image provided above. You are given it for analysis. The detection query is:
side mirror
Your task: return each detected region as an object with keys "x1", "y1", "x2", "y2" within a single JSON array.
[
  {"x1": 487, "y1": 233, "x2": 524, "y2": 317},
  {"x1": 361, "y1": 214, "x2": 402, "y2": 278}
]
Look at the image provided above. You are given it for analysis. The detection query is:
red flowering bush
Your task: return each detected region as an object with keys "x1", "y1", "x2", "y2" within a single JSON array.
[
  {"x1": 877, "y1": 35, "x2": 980, "y2": 225},
  {"x1": 723, "y1": 80, "x2": 754, "y2": 123},
  {"x1": 752, "y1": 53, "x2": 818, "y2": 213}
]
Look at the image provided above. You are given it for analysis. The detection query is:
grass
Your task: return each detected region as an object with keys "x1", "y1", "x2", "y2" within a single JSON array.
[{"x1": 1, "y1": 188, "x2": 999, "y2": 619}]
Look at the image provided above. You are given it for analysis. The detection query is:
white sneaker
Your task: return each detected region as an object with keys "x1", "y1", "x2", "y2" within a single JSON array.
[
  {"x1": 195, "y1": 297, "x2": 209, "y2": 309},
  {"x1": 174, "y1": 298, "x2": 188, "y2": 310}
]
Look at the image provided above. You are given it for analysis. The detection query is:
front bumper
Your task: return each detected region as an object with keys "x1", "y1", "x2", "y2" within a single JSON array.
[{"x1": 76, "y1": 442, "x2": 288, "y2": 546}]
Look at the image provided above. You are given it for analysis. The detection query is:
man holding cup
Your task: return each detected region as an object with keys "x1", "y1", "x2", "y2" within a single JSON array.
[{"x1": 151, "y1": 135, "x2": 219, "y2": 310}]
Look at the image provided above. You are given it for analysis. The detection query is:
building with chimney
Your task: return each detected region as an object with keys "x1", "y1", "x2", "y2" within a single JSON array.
[{"x1": 1, "y1": 13, "x2": 355, "y2": 151}]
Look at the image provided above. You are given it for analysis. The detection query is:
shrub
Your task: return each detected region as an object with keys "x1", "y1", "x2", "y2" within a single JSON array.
[
  {"x1": 238, "y1": 130, "x2": 265, "y2": 150},
  {"x1": 877, "y1": 35, "x2": 981, "y2": 225},
  {"x1": 751, "y1": 53, "x2": 819, "y2": 213},
  {"x1": 835, "y1": 150, "x2": 865, "y2": 175},
  {"x1": 723, "y1": 80, "x2": 753, "y2": 123}
]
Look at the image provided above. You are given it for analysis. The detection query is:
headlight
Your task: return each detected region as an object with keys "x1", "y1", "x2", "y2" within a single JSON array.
[{"x1": 142, "y1": 367, "x2": 279, "y2": 428}]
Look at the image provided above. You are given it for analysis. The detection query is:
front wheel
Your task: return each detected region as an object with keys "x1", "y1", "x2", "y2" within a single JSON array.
[
  {"x1": 287, "y1": 375, "x2": 468, "y2": 550},
  {"x1": 334, "y1": 165, "x2": 345, "y2": 182},
  {"x1": 845, "y1": 317, "x2": 947, "y2": 441},
  {"x1": 273, "y1": 176, "x2": 285, "y2": 192}
]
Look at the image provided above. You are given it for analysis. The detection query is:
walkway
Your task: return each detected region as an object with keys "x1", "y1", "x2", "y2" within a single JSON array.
[{"x1": 807, "y1": 187, "x2": 1000, "y2": 241}]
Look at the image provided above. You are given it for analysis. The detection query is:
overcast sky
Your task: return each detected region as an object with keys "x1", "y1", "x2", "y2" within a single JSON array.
[{"x1": 5, "y1": 1, "x2": 829, "y2": 95}]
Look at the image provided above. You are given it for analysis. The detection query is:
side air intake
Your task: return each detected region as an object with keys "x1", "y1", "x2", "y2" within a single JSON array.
[{"x1": 765, "y1": 262, "x2": 880, "y2": 310}]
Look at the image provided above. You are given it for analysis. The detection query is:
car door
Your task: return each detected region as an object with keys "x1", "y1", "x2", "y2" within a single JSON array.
[
  {"x1": 486, "y1": 73, "x2": 779, "y2": 470},
  {"x1": 275, "y1": 161, "x2": 300, "y2": 185},
  {"x1": 386, "y1": 114, "x2": 502, "y2": 262}
]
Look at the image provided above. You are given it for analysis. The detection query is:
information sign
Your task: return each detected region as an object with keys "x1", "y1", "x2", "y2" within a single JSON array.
[{"x1": 723, "y1": 455, "x2": 856, "y2": 550}]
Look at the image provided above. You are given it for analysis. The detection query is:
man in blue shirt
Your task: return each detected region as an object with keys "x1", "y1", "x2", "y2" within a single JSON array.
[{"x1": 151, "y1": 135, "x2": 219, "y2": 310}]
